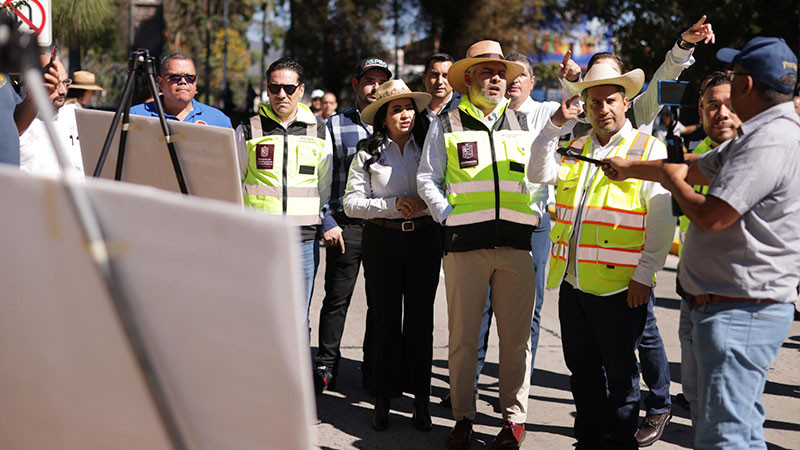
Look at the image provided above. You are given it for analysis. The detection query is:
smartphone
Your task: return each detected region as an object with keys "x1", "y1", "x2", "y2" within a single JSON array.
[
  {"x1": 42, "y1": 41, "x2": 57, "y2": 73},
  {"x1": 657, "y1": 80, "x2": 698, "y2": 107}
]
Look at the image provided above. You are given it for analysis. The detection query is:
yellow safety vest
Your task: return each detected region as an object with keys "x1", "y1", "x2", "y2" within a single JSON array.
[
  {"x1": 243, "y1": 103, "x2": 325, "y2": 226},
  {"x1": 442, "y1": 97, "x2": 537, "y2": 228},
  {"x1": 548, "y1": 131, "x2": 658, "y2": 295},
  {"x1": 678, "y1": 137, "x2": 713, "y2": 256}
]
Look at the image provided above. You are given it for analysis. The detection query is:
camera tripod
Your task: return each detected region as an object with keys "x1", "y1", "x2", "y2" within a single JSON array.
[{"x1": 93, "y1": 48, "x2": 188, "y2": 194}]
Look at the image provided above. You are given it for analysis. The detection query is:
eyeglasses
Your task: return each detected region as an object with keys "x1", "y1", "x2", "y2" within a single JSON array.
[
  {"x1": 267, "y1": 83, "x2": 300, "y2": 95},
  {"x1": 165, "y1": 73, "x2": 197, "y2": 84},
  {"x1": 57, "y1": 78, "x2": 72, "y2": 88},
  {"x1": 725, "y1": 70, "x2": 749, "y2": 82}
]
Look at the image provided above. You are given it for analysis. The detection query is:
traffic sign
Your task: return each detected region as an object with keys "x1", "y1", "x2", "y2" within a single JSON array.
[{"x1": 3, "y1": 0, "x2": 51, "y2": 47}]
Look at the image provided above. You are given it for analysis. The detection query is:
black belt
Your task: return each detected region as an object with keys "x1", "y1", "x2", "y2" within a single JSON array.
[
  {"x1": 368, "y1": 216, "x2": 435, "y2": 232},
  {"x1": 694, "y1": 294, "x2": 778, "y2": 306},
  {"x1": 333, "y1": 211, "x2": 363, "y2": 226}
]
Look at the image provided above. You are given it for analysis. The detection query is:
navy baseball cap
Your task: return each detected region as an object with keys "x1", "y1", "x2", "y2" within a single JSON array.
[
  {"x1": 355, "y1": 57, "x2": 392, "y2": 80},
  {"x1": 717, "y1": 37, "x2": 798, "y2": 94}
]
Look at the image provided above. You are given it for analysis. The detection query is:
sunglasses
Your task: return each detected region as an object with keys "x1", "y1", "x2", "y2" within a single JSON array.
[
  {"x1": 165, "y1": 73, "x2": 197, "y2": 84},
  {"x1": 268, "y1": 83, "x2": 300, "y2": 95}
]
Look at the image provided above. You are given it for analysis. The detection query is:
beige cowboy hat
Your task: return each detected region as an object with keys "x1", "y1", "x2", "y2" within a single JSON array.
[
  {"x1": 562, "y1": 63, "x2": 644, "y2": 98},
  {"x1": 69, "y1": 70, "x2": 104, "y2": 91},
  {"x1": 361, "y1": 79, "x2": 431, "y2": 126},
  {"x1": 447, "y1": 40, "x2": 525, "y2": 95}
]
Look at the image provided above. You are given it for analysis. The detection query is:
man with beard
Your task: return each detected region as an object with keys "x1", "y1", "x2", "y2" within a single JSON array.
[
  {"x1": 314, "y1": 57, "x2": 391, "y2": 396},
  {"x1": 19, "y1": 58, "x2": 84, "y2": 177},
  {"x1": 131, "y1": 52, "x2": 231, "y2": 128},
  {"x1": 418, "y1": 40, "x2": 574, "y2": 450}
]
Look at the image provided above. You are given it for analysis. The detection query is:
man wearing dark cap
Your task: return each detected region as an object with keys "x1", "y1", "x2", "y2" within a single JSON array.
[
  {"x1": 614, "y1": 36, "x2": 799, "y2": 449},
  {"x1": 313, "y1": 57, "x2": 391, "y2": 396}
]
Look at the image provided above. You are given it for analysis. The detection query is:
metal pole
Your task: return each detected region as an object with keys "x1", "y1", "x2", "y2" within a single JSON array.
[
  {"x1": 204, "y1": 0, "x2": 211, "y2": 104},
  {"x1": 222, "y1": 0, "x2": 229, "y2": 94},
  {"x1": 393, "y1": 0, "x2": 398, "y2": 78},
  {"x1": 129, "y1": 0, "x2": 134, "y2": 54},
  {"x1": 260, "y1": 2, "x2": 267, "y2": 101}
]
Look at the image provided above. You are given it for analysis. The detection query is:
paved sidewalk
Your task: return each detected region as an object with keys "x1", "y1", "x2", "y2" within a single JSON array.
[{"x1": 309, "y1": 253, "x2": 800, "y2": 449}]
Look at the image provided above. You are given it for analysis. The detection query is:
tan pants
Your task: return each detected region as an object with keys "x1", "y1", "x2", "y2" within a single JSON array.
[{"x1": 443, "y1": 247, "x2": 535, "y2": 423}]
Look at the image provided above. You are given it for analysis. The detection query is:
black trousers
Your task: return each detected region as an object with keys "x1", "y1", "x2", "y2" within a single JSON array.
[
  {"x1": 362, "y1": 221, "x2": 442, "y2": 398},
  {"x1": 315, "y1": 222, "x2": 372, "y2": 374},
  {"x1": 559, "y1": 282, "x2": 647, "y2": 450}
]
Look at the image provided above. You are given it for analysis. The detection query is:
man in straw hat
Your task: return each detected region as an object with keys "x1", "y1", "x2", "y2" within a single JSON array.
[
  {"x1": 527, "y1": 59, "x2": 674, "y2": 449},
  {"x1": 66, "y1": 70, "x2": 103, "y2": 107},
  {"x1": 606, "y1": 36, "x2": 799, "y2": 449},
  {"x1": 418, "y1": 40, "x2": 576, "y2": 450}
]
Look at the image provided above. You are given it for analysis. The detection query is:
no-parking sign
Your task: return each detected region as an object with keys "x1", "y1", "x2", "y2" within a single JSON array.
[{"x1": 4, "y1": 0, "x2": 51, "y2": 47}]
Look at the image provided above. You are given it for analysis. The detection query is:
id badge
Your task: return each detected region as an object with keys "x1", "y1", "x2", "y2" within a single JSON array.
[
  {"x1": 256, "y1": 144, "x2": 274, "y2": 170},
  {"x1": 457, "y1": 141, "x2": 479, "y2": 168}
]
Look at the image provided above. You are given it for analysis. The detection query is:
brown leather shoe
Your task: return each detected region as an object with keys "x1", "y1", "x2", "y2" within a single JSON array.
[
  {"x1": 635, "y1": 409, "x2": 672, "y2": 447},
  {"x1": 490, "y1": 421, "x2": 526, "y2": 450},
  {"x1": 447, "y1": 418, "x2": 473, "y2": 450}
]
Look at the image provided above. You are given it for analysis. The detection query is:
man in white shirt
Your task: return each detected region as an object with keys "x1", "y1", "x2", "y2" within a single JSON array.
[
  {"x1": 528, "y1": 63, "x2": 674, "y2": 450},
  {"x1": 19, "y1": 58, "x2": 84, "y2": 178}
]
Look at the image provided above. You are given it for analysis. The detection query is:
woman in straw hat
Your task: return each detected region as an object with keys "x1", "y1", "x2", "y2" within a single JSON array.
[{"x1": 343, "y1": 79, "x2": 440, "y2": 432}]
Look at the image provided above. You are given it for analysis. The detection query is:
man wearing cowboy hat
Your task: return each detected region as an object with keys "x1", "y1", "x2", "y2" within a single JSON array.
[
  {"x1": 66, "y1": 70, "x2": 103, "y2": 107},
  {"x1": 527, "y1": 61, "x2": 674, "y2": 449},
  {"x1": 418, "y1": 40, "x2": 574, "y2": 450}
]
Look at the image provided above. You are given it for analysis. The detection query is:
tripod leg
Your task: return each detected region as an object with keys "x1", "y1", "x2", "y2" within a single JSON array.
[
  {"x1": 94, "y1": 68, "x2": 137, "y2": 177},
  {"x1": 114, "y1": 94, "x2": 133, "y2": 181},
  {"x1": 145, "y1": 72, "x2": 189, "y2": 195}
]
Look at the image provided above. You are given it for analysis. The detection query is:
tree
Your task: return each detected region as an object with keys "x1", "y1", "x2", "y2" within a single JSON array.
[
  {"x1": 52, "y1": 0, "x2": 115, "y2": 73},
  {"x1": 563, "y1": 0, "x2": 800, "y2": 85}
]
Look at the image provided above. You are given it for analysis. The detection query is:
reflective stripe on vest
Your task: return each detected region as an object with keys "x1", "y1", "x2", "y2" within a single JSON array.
[
  {"x1": 242, "y1": 105, "x2": 324, "y2": 226},
  {"x1": 547, "y1": 131, "x2": 655, "y2": 296},
  {"x1": 678, "y1": 137, "x2": 713, "y2": 256},
  {"x1": 442, "y1": 99, "x2": 536, "y2": 227}
]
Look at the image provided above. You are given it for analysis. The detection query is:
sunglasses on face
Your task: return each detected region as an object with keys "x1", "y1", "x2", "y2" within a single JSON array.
[
  {"x1": 268, "y1": 83, "x2": 300, "y2": 95},
  {"x1": 165, "y1": 73, "x2": 197, "y2": 84}
]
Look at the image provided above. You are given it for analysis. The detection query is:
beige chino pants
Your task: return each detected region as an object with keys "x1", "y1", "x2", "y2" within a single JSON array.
[{"x1": 443, "y1": 247, "x2": 535, "y2": 424}]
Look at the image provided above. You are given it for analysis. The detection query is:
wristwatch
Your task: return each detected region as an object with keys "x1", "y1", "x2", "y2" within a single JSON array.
[{"x1": 677, "y1": 38, "x2": 696, "y2": 50}]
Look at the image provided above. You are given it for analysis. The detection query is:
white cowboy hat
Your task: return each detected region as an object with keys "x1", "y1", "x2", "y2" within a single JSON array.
[
  {"x1": 69, "y1": 70, "x2": 104, "y2": 91},
  {"x1": 447, "y1": 40, "x2": 525, "y2": 95},
  {"x1": 360, "y1": 79, "x2": 431, "y2": 126},
  {"x1": 562, "y1": 63, "x2": 644, "y2": 98}
]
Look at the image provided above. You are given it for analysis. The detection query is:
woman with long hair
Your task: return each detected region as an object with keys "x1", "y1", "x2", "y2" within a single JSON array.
[{"x1": 343, "y1": 80, "x2": 441, "y2": 432}]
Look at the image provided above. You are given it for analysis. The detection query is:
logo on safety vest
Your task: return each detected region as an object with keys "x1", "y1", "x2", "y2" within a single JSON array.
[
  {"x1": 457, "y1": 141, "x2": 479, "y2": 168},
  {"x1": 256, "y1": 144, "x2": 275, "y2": 170}
]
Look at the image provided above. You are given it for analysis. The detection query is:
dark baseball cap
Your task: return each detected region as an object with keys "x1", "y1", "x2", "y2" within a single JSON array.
[
  {"x1": 717, "y1": 37, "x2": 798, "y2": 94},
  {"x1": 355, "y1": 57, "x2": 392, "y2": 80}
]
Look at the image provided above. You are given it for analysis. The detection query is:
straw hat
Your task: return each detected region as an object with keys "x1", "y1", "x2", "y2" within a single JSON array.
[
  {"x1": 360, "y1": 80, "x2": 431, "y2": 126},
  {"x1": 69, "y1": 70, "x2": 103, "y2": 91},
  {"x1": 562, "y1": 63, "x2": 644, "y2": 98},
  {"x1": 447, "y1": 40, "x2": 525, "y2": 95}
]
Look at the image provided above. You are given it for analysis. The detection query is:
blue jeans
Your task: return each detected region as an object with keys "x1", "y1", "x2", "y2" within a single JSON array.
[
  {"x1": 476, "y1": 211, "x2": 551, "y2": 382},
  {"x1": 299, "y1": 239, "x2": 320, "y2": 329},
  {"x1": 638, "y1": 292, "x2": 671, "y2": 414},
  {"x1": 678, "y1": 300, "x2": 699, "y2": 430},
  {"x1": 692, "y1": 301, "x2": 793, "y2": 449}
]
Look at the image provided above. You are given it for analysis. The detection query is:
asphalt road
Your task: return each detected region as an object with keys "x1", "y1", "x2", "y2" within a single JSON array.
[{"x1": 308, "y1": 252, "x2": 800, "y2": 449}]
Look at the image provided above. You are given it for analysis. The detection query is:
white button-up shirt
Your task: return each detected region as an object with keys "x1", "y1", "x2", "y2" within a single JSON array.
[{"x1": 344, "y1": 135, "x2": 428, "y2": 220}]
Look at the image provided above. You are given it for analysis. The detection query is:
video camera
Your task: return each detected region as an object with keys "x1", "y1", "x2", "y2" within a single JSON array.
[{"x1": 657, "y1": 80, "x2": 699, "y2": 216}]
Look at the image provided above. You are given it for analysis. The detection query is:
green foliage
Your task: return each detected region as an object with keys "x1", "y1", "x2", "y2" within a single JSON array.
[
  {"x1": 563, "y1": 0, "x2": 800, "y2": 85},
  {"x1": 52, "y1": 0, "x2": 115, "y2": 47}
]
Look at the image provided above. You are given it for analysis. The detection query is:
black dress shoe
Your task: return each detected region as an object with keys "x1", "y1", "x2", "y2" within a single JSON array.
[
  {"x1": 412, "y1": 396, "x2": 432, "y2": 432},
  {"x1": 371, "y1": 397, "x2": 390, "y2": 431}
]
